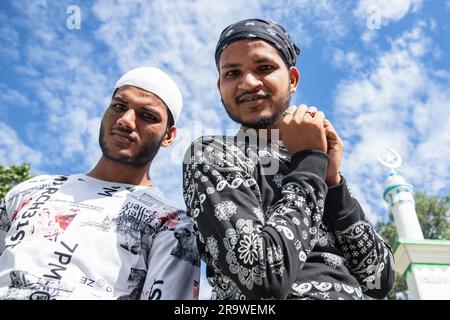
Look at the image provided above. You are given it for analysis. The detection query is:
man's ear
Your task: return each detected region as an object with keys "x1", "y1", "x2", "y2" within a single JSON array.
[
  {"x1": 161, "y1": 126, "x2": 177, "y2": 148},
  {"x1": 217, "y1": 77, "x2": 221, "y2": 91},
  {"x1": 289, "y1": 67, "x2": 300, "y2": 93}
]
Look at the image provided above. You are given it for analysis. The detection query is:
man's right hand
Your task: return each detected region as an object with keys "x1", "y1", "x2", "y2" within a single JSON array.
[{"x1": 280, "y1": 104, "x2": 327, "y2": 155}]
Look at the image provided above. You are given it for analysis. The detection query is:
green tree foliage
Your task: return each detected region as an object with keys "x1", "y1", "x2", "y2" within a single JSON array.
[
  {"x1": 377, "y1": 192, "x2": 450, "y2": 299},
  {"x1": 0, "y1": 163, "x2": 33, "y2": 199}
]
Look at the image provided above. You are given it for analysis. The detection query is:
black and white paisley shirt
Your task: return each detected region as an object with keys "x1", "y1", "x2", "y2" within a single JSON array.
[{"x1": 182, "y1": 131, "x2": 394, "y2": 300}]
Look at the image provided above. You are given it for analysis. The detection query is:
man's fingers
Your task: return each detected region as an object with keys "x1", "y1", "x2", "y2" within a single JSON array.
[
  {"x1": 293, "y1": 104, "x2": 307, "y2": 122},
  {"x1": 324, "y1": 119, "x2": 344, "y2": 146},
  {"x1": 281, "y1": 106, "x2": 298, "y2": 139},
  {"x1": 282, "y1": 105, "x2": 298, "y2": 119},
  {"x1": 281, "y1": 103, "x2": 328, "y2": 154},
  {"x1": 324, "y1": 119, "x2": 337, "y2": 134},
  {"x1": 297, "y1": 104, "x2": 308, "y2": 114},
  {"x1": 283, "y1": 103, "x2": 327, "y2": 125},
  {"x1": 315, "y1": 111, "x2": 325, "y2": 123},
  {"x1": 307, "y1": 106, "x2": 318, "y2": 117}
]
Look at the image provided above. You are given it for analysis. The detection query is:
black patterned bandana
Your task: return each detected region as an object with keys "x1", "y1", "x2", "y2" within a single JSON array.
[{"x1": 215, "y1": 18, "x2": 301, "y2": 69}]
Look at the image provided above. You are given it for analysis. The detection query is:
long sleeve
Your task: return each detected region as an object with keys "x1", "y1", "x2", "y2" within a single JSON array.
[
  {"x1": 142, "y1": 220, "x2": 200, "y2": 300},
  {"x1": 324, "y1": 176, "x2": 395, "y2": 299},
  {"x1": 183, "y1": 138, "x2": 329, "y2": 299}
]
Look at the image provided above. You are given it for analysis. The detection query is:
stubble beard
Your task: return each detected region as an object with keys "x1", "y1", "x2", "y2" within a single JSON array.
[
  {"x1": 221, "y1": 89, "x2": 291, "y2": 130},
  {"x1": 99, "y1": 122, "x2": 165, "y2": 168}
]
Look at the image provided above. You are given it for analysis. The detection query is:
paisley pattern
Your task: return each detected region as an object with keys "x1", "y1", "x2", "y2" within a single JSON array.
[{"x1": 183, "y1": 133, "x2": 394, "y2": 300}]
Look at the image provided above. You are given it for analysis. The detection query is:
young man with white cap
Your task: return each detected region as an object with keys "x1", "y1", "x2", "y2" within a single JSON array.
[{"x1": 0, "y1": 67, "x2": 200, "y2": 300}]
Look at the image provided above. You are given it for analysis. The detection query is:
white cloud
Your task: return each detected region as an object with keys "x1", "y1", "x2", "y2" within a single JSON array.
[
  {"x1": 14, "y1": 65, "x2": 41, "y2": 77},
  {"x1": 0, "y1": 17, "x2": 20, "y2": 63},
  {"x1": 334, "y1": 24, "x2": 450, "y2": 223},
  {"x1": 332, "y1": 49, "x2": 364, "y2": 71},
  {"x1": 0, "y1": 122, "x2": 42, "y2": 167},
  {"x1": 0, "y1": 84, "x2": 31, "y2": 107},
  {"x1": 357, "y1": 0, "x2": 424, "y2": 44},
  {"x1": 1, "y1": 1, "x2": 113, "y2": 173},
  {"x1": 355, "y1": 0, "x2": 423, "y2": 27},
  {"x1": 263, "y1": 0, "x2": 351, "y2": 46}
]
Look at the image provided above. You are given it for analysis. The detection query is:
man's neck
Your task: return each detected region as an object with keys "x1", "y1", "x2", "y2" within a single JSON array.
[{"x1": 87, "y1": 156, "x2": 152, "y2": 186}]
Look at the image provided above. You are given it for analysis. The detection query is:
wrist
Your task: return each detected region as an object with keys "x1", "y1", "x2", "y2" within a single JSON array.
[{"x1": 326, "y1": 173, "x2": 341, "y2": 187}]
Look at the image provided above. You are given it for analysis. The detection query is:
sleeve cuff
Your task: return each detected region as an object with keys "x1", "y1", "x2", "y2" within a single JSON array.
[
  {"x1": 290, "y1": 150, "x2": 329, "y2": 182},
  {"x1": 324, "y1": 175, "x2": 358, "y2": 220}
]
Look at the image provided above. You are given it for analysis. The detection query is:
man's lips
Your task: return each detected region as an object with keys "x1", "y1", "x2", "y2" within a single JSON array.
[
  {"x1": 236, "y1": 94, "x2": 269, "y2": 104},
  {"x1": 111, "y1": 129, "x2": 136, "y2": 142}
]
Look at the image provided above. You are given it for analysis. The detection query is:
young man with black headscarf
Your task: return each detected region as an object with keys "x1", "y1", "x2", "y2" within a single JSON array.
[{"x1": 183, "y1": 19, "x2": 394, "y2": 300}]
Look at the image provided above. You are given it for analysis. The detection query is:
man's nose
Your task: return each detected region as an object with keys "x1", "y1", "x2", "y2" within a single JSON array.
[
  {"x1": 238, "y1": 72, "x2": 263, "y2": 91},
  {"x1": 117, "y1": 109, "x2": 136, "y2": 131}
]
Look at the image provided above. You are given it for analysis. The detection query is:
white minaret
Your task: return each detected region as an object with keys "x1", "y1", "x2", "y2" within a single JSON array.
[
  {"x1": 378, "y1": 148, "x2": 450, "y2": 300},
  {"x1": 379, "y1": 148, "x2": 424, "y2": 240}
]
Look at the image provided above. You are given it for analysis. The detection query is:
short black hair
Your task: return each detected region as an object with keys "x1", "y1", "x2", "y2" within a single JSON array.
[{"x1": 166, "y1": 108, "x2": 174, "y2": 129}]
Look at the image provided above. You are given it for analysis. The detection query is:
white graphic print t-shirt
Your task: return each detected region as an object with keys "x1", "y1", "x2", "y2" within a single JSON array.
[{"x1": 0, "y1": 174, "x2": 200, "y2": 300}]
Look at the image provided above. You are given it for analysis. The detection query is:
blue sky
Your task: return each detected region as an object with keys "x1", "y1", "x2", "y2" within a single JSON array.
[{"x1": 1, "y1": 0, "x2": 449, "y2": 299}]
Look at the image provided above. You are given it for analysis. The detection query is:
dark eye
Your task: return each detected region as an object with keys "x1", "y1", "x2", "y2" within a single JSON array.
[
  {"x1": 224, "y1": 70, "x2": 240, "y2": 78},
  {"x1": 259, "y1": 65, "x2": 274, "y2": 72},
  {"x1": 112, "y1": 103, "x2": 127, "y2": 112},
  {"x1": 142, "y1": 112, "x2": 158, "y2": 122}
]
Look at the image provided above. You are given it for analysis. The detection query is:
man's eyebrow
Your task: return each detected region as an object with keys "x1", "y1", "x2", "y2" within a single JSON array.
[
  {"x1": 112, "y1": 96, "x2": 128, "y2": 103},
  {"x1": 142, "y1": 105, "x2": 162, "y2": 113},
  {"x1": 253, "y1": 57, "x2": 275, "y2": 64},
  {"x1": 220, "y1": 63, "x2": 241, "y2": 70},
  {"x1": 221, "y1": 57, "x2": 276, "y2": 69}
]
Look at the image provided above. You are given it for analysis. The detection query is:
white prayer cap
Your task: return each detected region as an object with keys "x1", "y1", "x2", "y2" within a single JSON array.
[{"x1": 114, "y1": 67, "x2": 183, "y2": 123}]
